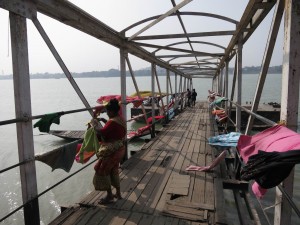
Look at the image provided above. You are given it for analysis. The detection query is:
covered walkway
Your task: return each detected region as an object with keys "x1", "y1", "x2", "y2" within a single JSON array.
[{"x1": 50, "y1": 102, "x2": 233, "y2": 225}]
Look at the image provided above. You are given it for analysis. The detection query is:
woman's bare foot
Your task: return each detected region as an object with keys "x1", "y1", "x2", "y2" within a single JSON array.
[
  {"x1": 98, "y1": 195, "x2": 114, "y2": 205},
  {"x1": 113, "y1": 194, "x2": 122, "y2": 200}
]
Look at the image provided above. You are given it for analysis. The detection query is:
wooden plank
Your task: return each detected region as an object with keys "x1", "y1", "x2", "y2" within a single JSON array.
[
  {"x1": 49, "y1": 207, "x2": 78, "y2": 225},
  {"x1": 214, "y1": 178, "x2": 227, "y2": 224},
  {"x1": 162, "y1": 204, "x2": 205, "y2": 221},
  {"x1": 151, "y1": 215, "x2": 168, "y2": 225},
  {"x1": 61, "y1": 207, "x2": 88, "y2": 225},
  {"x1": 121, "y1": 150, "x2": 168, "y2": 211},
  {"x1": 165, "y1": 200, "x2": 214, "y2": 211},
  {"x1": 120, "y1": 118, "x2": 184, "y2": 212},
  {"x1": 134, "y1": 152, "x2": 172, "y2": 213},
  {"x1": 109, "y1": 210, "x2": 131, "y2": 225},
  {"x1": 145, "y1": 113, "x2": 192, "y2": 213},
  {"x1": 75, "y1": 207, "x2": 105, "y2": 225},
  {"x1": 123, "y1": 212, "x2": 143, "y2": 225},
  {"x1": 138, "y1": 214, "x2": 154, "y2": 225}
]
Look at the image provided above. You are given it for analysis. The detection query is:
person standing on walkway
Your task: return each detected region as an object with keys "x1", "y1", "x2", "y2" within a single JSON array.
[
  {"x1": 187, "y1": 88, "x2": 192, "y2": 107},
  {"x1": 192, "y1": 89, "x2": 197, "y2": 107},
  {"x1": 91, "y1": 98, "x2": 126, "y2": 204}
]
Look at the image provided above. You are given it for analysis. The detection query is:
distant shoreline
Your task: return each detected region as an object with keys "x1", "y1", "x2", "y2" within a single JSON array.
[{"x1": 0, "y1": 65, "x2": 282, "y2": 80}]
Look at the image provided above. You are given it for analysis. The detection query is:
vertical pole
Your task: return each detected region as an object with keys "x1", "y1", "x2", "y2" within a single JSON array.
[
  {"x1": 229, "y1": 56, "x2": 238, "y2": 118},
  {"x1": 10, "y1": 12, "x2": 40, "y2": 225},
  {"x1": 166, "y1": 69, "x2": 169, "y2": 122},
  {"x1": 219, "y1": 69, "x2": 223, "y2": 96},
  {"x1": 175, "y1": 73, "x2": 178, "y2": 109},
  {"x1": 179, "y1": 75, "x2": 183, "y2": 111},
  {"x1": 236, "y1": 37, "x2": 243, "y2": 131},
  {"x1": 225, "y1": 60, "x2": 229, "y2": 112},
  {"x1": 151, "y1": 63, "x2": 156, "y2": 138},
  {"x1": 275, "y1": 0, "x2": 300, "y2": 224},
  {"x1": 184, "y1": 77, "x2": 187, "y2": 107},
  {"x1": 120, "y1": 48, "x2": 128, "y2": 160},
  {"x1": 154, "y1": 68, "x2": 166, "y2": 114},
  {"x1": 175, "y1": 73, "x2": 178, "y2": 95}
]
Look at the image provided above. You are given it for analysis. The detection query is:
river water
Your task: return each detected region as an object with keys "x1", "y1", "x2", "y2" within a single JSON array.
[{"x1": 0, "y1": 74, "x2": 299, "y2": 224}]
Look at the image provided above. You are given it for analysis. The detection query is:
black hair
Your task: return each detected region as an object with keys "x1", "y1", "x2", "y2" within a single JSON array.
[{"x1": 106, "y1": 98, "x2": 120, "y2": 113}]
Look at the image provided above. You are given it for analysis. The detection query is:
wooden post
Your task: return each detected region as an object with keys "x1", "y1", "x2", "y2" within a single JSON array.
[
  {"x1": 174, "y1": 73, "x2": 177, "y2": 113},
  {"x1": 219, "y1": 69, "x2": 223, "y2": 96},
  {"x1": 166, "y1": 69, "x2": 169, "y2": 122},
  {"x1": 274, "y1": 0, "x2": 300, "y2": 224},
  {"x1": 154, "y1": 68, "x2": 166, "y2": 114},
  {"x1": 151, "y1": 63, "x2": 156, "y2": 138},
  {"x1": 179, "y1": 75, "x2": 183, "y2": 111},
  {"x1": 228, "y1": 56, "x2": 238, "y2": 119},
  {"x1": 10, "y1": 12, "x2": 40, "y2": 225},
  {"x1": 120, "y1": 48, "x2": 128, "y2": 160},
  {"x1": 224, "y1": 60, "x2": 229, "y2": 112},
  {"x1": 236, "y1": 37, "x2": 243, "y2": 131}
]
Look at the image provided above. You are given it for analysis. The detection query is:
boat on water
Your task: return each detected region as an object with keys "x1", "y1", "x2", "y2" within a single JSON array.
[{"x1": 1, "y1": 1, "x2": 300, "y2": 225}]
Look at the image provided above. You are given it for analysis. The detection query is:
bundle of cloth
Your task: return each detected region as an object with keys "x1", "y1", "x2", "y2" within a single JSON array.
[{"x1": 237, "y1": 125, "x2": 300, "y2": 198}]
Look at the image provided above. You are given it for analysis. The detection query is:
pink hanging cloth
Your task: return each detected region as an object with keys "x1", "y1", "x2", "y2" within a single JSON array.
[{"x1": 237, "y1": 125, "x2": 300, "y2": 198}]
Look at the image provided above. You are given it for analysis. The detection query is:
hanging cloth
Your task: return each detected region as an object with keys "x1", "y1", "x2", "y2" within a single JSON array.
[
  {"x1": 35, "y1": 140, "x2": 79, "y2": 172},
  {"x1": 33, "y1": 113, "x2": 61, "y2": 132},
  {"x1": 75, "y1": 127, "x2": 100, "y2": 163},
  {"x1": 237, "y1": 125, "x2": 300, "y2": 198},
  {"x1": 208, "y1": 132, "x2": 241, "y2": 147}
]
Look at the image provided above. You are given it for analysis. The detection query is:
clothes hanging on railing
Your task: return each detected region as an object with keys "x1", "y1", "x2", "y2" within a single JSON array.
[
  {"x1": 237, "y1": 125, "x2": 300, "y2": 198},
  {"x1": 241, "y1": 150, "x2": 300, "y2": 193},
  {"x1": 33, "y1": 113, "x2": 61, "y2": 132},
  {"x1": 208, "y1": 132, "x2": 241, "y2": 147},
  {"x1": 35, "y1": 140, "x2": 79, "y2": 172},
  {"x1": 75, "y1": 127, "x2": 100, "y2": 163}
]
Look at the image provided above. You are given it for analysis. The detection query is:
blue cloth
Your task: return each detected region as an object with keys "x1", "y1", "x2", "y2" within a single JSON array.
[
  {"x1": 210, "y1": 97, "x2": 227, "y2": 107},
  {"x1": 208, "y1": 132, "x2": 241, "y2": 147},
  {"x1": 168, "y1": 108, "x2": 175, "y2": 119}
]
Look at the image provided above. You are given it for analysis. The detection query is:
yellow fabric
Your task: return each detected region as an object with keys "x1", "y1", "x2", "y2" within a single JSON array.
[
  {"x1": 78, "y1": 128, "x2": 100, "y2": 163},
  {"x1": 130, "y1": 91, "x2": 166, "y2": 98}
]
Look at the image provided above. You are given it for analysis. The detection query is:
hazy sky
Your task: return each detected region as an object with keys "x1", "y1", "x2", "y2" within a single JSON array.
[{"x1": 0, "y1": 0, "x2": 284, "y2": 75}]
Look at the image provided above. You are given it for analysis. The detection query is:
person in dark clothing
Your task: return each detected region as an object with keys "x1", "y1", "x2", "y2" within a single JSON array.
[
  {"x1": 187, "y1": 89, "x2": 192, "y2": 107},
  {"x1": 191, "y1": 89, "x2": 197, "y2": 107}
]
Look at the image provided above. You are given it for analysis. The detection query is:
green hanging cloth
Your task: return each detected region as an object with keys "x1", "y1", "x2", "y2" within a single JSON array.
[
  {"x1": 33, "y1": 113, "x2": 61, "y2": 133},
  {"x1": 76, "y1": 127, "x2": 100, "y2": 163}
]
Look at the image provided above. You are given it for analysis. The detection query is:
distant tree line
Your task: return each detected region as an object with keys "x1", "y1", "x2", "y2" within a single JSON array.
[{"x1": 0, "y1": 65, "x2": 282, "y2": 80}]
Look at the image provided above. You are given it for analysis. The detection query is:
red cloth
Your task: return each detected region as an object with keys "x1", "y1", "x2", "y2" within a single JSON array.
[
  {"x1": 94, "y1": 146, "x2": 125, "y2": 176},
  {"x1": 75, "y1": 143, "x2": 96, "y2": 163},
  {"x1": 127, "y1": 125, "x2": 151, "y2": 140},
  {"x1": 96, "y1": 95, "x2": 143, "y2": 108},
  {"x1": 147, "y1": 116, "x2": 165, "y2": 124},
  {"x1": 100, "y1": 119, "x2": 126, "y2": 142}
]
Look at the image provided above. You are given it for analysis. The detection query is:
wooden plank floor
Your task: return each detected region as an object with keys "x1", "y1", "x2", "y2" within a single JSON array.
[{"x1": 50, "y1": 101, "x2": 227, "y2": 225}]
